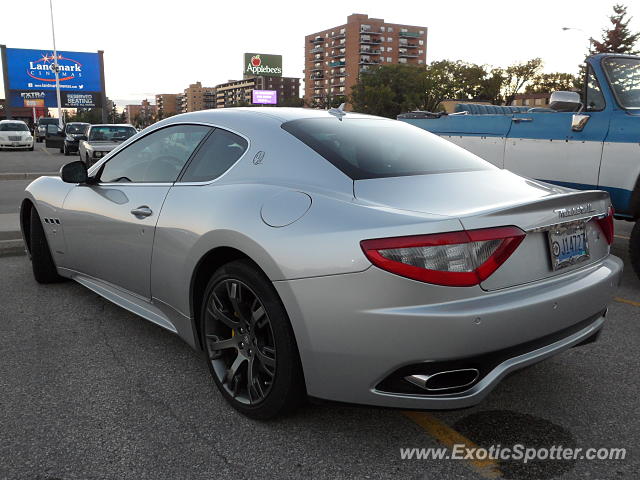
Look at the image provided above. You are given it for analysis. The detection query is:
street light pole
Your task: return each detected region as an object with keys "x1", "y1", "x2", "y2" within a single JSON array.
[
  {"x1": 49, "y1": 0, "x2": 63, "y2": 129},
  {"x1": 561, "y1": 27, "x2": 596, "y2": 52}
]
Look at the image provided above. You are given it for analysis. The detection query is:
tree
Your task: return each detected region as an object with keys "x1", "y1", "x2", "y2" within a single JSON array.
[
  {"x1": 501, "y1": 58, "x2": 543, "y2": 106},
  {"x1": 66, "y1": 108, "x2": 103, "y2": 124},
  {"x1": 278, "y1": 96, "x2": 305, "y2": 107},
  {"x1": 525, "y1": 72, "x2": 581, "y2": 93},
  {"x1": 351, "y1": 64, "x2": 428, "y2": 117},
  {"x1": 591, "y1": 4, "x2": 639, "y2": 54}
]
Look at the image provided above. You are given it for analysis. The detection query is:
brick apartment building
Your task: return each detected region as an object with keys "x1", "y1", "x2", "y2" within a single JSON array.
[
  {"x1": 155, "y1": 93, "x2": 179, "y2": 118},
  {"x1": 215, "y1": 76, "x2": 300, "y2": 108},
  {"x1": 304, "y1": 13, "x2": 427, "y2": 107},
  {"x1": 125, "y1": 99, "x2": 157, "y2": 125},
  {"x1": 178, "y1": 82, "x2": 217, "y2": 113}
]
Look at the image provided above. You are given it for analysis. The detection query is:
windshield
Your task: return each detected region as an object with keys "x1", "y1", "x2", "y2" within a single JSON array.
[
  {"x1": 603, "y1": 57, "x2": 640, "y2": 109},
  {"x1": 38, "y1": 118, "x2": 59, "y2": 126},
  {"x1": 281, "y1": 118, "x2": 494, "y2": 180},
  {"x1": 0, "y1": 123, "x2": 29, "y2": 132},
  {"x1": 89, "y1": 126, "x2": 136, "y2": 142},
  {"x1": 66, "y1": 124, "x2": 87, "y2": 134}
]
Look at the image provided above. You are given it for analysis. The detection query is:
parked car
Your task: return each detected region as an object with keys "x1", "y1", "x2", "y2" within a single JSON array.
[
  {"x1": 44, "y1": 122, "x2": 90, "y2": 155},
  {"x1": 79, "y1": 124, "x2": 136, "y2": 167},
  {"x1": 35, "y1": 117, "x2": 60, "y2": 143},
  {"x1": 399, "y1": 53, "x2": 640, "y2": 277},
  {"x1": 0, "y1": 120, "x2": 34, "y2": 150},
  {"x1": 20, "y1": 108, "x2": 622, "y2": 419}
]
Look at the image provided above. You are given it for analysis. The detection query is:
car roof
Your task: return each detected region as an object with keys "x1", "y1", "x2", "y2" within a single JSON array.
[
  {"x1": 67, "y1": 122, "x2": 90, "y2": 125},
  {"x1": 0, "y1": 119, "x2": 27, "y2": 123},
  {"x1": 165, "y1": 107, "x2": 382, "y2": 125}
]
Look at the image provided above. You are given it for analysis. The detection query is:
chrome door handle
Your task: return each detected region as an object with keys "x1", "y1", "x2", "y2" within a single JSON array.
[
  {"x1": 512, "y1": 117, "x2": 533, "y2": 123},
  {"x1": 130, "y1": 206, "x2": 152, "y2": 218}
]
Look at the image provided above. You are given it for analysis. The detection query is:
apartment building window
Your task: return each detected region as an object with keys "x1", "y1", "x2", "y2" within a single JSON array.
[
  {"x1": 419, "y1": 40, "x2": 424, "y2": 45},
  {"x1": 400, "y1": 28, "x2": 407, "y2": 33},
  {"x1": 418, "y1": 59, "x2": 424, "y2": 64},
  {"x1": 387, "y1": 57, "x2": 392, "y2": 62},
  {"x1": 387, "y1": 37, "x2": 392, "y2": 42},
  {"x1": 388, "y1": 27, "x2": 393, "y2": 32},
  {"x1": 418, "y1": 49, "x2": 423, "y2": 54},
  {"x1": 387, "y1": 47, "x2": 393, "y2": 52},
  {"x1": 419, "y1": 30, "x2": 425, "y2": 34},
  {"x1": 399, "y1": 58, "x2": 407, "y2": 63},
  {"x1": 340, "y1": 28, "x2": 345, "y2": 34}
]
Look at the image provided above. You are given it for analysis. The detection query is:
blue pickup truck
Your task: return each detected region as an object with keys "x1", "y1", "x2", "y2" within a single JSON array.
[{"x1": 399, "y1": 53, "x2": 640, "y2": 277}]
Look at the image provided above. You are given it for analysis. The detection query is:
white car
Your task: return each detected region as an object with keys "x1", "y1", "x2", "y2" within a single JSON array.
[
  {"x1": 0, "y1": 120, "x2": 34, "y2": 151},
  {"x1": 79, "y1": 124, "x2": 137, "y2": 167}
]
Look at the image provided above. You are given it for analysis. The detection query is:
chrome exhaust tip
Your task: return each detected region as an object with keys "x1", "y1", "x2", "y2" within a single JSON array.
[{"x1": 405, "y1": 368, "x2": 480, "y2": 392}]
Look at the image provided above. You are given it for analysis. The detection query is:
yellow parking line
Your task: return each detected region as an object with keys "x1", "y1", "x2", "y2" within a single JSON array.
[
  {"x1": 40, "y1": 146, "x2": 51, "y2": 156},
  {"x1": 614, "y1": 297, "x2": 640, "y2": 307},
  {"x1": 402, "y1": 411, "x2": 502, "y2": 478},
  {"x1": 614, "y1": 235, "x2": 630, "y2": 240}
]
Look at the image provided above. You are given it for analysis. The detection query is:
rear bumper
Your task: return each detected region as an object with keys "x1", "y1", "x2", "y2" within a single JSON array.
[{"x1": 275, "y1": 254, "x2": 623, "y2": 409}]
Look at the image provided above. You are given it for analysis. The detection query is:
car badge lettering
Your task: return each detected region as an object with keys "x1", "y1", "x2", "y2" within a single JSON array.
[{"x1": 554, "y1": 203, "x2": 594, "y2": 218}]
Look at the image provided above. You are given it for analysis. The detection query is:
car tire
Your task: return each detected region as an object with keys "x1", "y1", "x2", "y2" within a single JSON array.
[
  {"x1": 201, "y1": 259, "x2": 305, "y2": 419},
  {"x1": 629, "y1": 220, "x2": 640, "y2": 280},
  {"x1": 60, "y1": 146, "x2": 64, "y2": 154},
  {"x1": 29, "y1": 145, "x2": 34, "y2": 151},
  {"x1": 29, "y1": 208, "x2": 65, "y2": 284},
  {"x1": 85, "y1": 153, "x2": 91, "y2": 168},
  {"x1": 63, "y1": 144, "x2": 70, "y2": 156}
]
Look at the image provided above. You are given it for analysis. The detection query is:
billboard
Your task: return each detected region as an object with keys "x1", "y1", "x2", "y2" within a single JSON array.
[
  {"x1": 244, "y1": 53, "x2": 282, "y2": 77},
  {"x1": 252, "y1": 90, "x2": 277, "y2": 105},
  {"x1": 3, "y1": 47, "x2": 103, "y2": 108},
  {"x1": 9, "y1": 90, "x2": 102, "y2": 108}
]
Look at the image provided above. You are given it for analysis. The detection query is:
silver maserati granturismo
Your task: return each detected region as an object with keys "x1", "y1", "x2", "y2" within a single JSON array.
[{"x1": 21, "y1": 107, "x2": 622, "y2": 419}]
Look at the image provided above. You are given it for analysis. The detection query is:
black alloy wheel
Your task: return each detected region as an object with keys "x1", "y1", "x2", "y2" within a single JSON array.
[{"x1": 202, "y1": 260, "x2": 304, "y2": 419}]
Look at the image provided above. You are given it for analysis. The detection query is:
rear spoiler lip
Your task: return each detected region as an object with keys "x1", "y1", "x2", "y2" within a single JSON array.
[{"x1": 458, "y1": 189, "x2": 611, "y2": 233}]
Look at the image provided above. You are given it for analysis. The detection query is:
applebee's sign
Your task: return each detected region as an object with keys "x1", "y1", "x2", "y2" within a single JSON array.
[{"x1": 244, "y1": 53, "x2": 283, "y2": 77}]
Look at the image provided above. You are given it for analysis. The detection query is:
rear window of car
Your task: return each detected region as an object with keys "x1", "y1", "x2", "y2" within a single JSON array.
[
  {"x1": 281, "y1": 118, "x2": 494, "y2": 180},
  {"x1": 0, "y1": 122, "x2": 29, "y2": 132},
  {"x1": 89, "y1": 126, "x2": 136, "y2": 141}
]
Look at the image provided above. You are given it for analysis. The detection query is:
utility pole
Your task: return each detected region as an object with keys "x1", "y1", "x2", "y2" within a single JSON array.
[{"x1": 49, "y1": 0, "x2": 63, "y2": 128}]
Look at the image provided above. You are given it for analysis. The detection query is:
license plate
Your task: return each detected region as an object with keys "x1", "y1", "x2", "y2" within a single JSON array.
[
  {"x1": 547, "y1": 222, "x2": 590, "y2": 270},
  {"x1": 12, "y1": 142, "x2": 19, "y2": 146}
]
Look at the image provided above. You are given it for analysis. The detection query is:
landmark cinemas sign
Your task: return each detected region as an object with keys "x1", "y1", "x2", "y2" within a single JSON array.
[{"x1": 244, "y1": 53, "x2": 282, "y2": 77}]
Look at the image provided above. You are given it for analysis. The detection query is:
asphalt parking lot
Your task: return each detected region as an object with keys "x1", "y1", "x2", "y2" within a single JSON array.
[{"x1": 0, "y1": 148, "x2": 639, "y2": 479}]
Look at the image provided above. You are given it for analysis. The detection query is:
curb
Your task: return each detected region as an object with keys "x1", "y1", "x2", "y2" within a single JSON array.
[
  {"x1": 0, "y1": 239, "x2": 26, "y2": 257},
  {"x1": 0, "y1": 172, "x2": 57, "y2": 181}
]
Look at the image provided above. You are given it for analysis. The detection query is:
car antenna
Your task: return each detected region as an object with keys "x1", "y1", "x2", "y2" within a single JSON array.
[{"x1": 328, "y1": 103, "x2": 346, "y2": 121}]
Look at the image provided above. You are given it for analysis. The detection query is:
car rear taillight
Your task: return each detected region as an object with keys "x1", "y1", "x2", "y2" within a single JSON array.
[
  {"x1": 596, "y1": 206, "x2": 614, "y2": 245},
  {"x1": 360, "y1": 226, "x2": 526, "y2": 287}
]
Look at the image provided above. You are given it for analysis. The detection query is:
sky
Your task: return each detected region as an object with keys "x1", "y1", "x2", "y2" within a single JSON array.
[{"x1": 1, "y1": 0, "x2": 639, "y2": 106}]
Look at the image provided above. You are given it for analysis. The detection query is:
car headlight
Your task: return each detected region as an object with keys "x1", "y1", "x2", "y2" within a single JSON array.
[
  {"x1": 93, "y1": 151, "x2": 103, "y2": 158},
  {"x1": 26, "y1": 135, "x2": 33, "y2": 141},
  {"x1": 65, "y1": 136, "x2": 75, "y2": 142}
]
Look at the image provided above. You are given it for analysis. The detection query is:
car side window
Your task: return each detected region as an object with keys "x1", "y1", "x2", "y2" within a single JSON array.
[
  {"x1": 180, "y1": 128, "x2": 248, "y2": 182},
  {"x1": 99, "y1": 125, "x2": 211, "y2": 183},
  {"x1": 585, "y1": 66, "x2": 605, "y2": 111}
]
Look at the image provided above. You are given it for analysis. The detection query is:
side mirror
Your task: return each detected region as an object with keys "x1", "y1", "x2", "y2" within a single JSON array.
[
  {"x1": 549, "y1": 91, "x2": 582, "y2": 112},
  {"x1": 60, "y1": 161, "x2": 89, "y2": 184}
]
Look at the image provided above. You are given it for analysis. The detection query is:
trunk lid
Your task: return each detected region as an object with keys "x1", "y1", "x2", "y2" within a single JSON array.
[{"x1": 354, "y1": 170, "x2": 612, "y2": 290}]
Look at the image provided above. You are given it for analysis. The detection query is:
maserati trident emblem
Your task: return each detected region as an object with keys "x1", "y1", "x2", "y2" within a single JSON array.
[{"x1": 554, "y1": 203, "x2": 595, "y2": 218}]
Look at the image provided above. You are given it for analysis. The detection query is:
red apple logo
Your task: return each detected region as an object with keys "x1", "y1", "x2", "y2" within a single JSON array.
[{"x1": 251, "y1": 55, "x2": 261, "y2": 67}]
